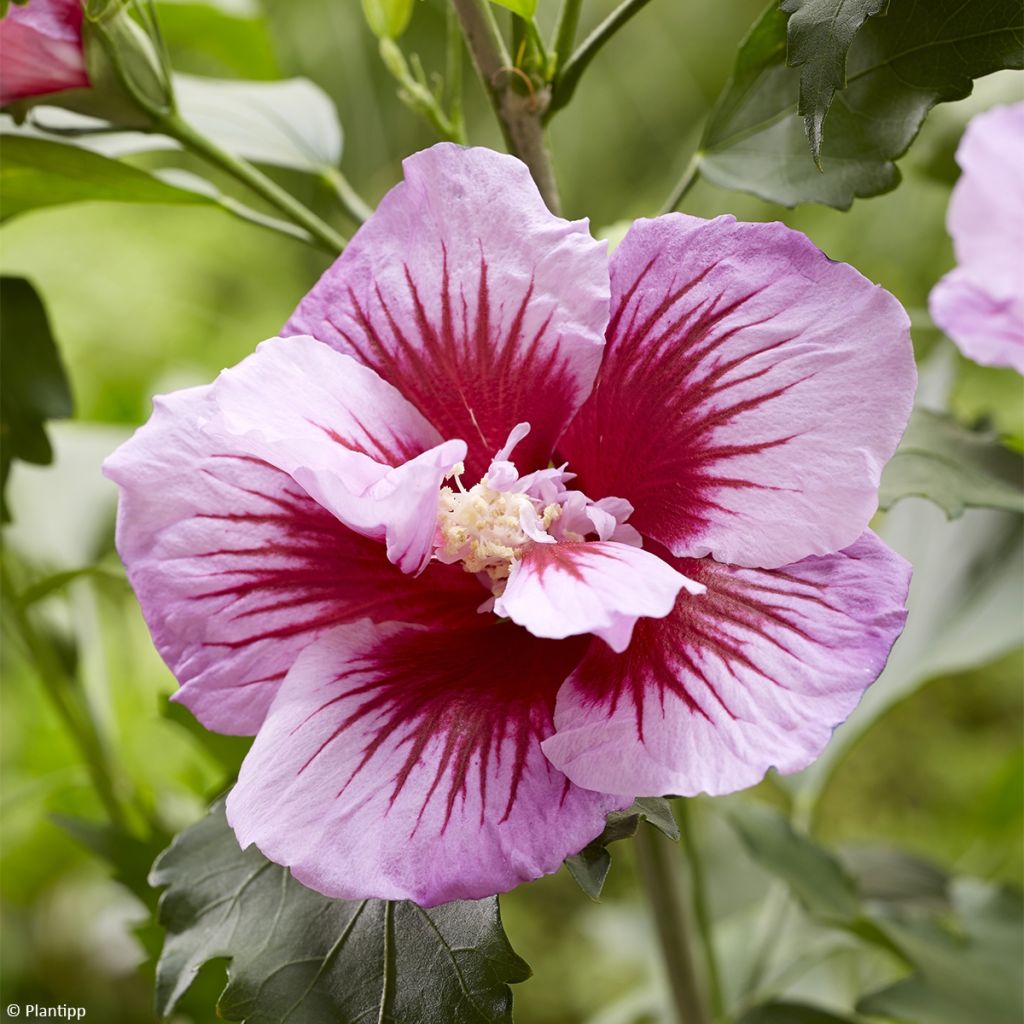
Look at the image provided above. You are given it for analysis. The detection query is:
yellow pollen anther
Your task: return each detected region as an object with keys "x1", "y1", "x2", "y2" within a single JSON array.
[{"x1": 437, "y1": 481, "x2": 560, "y2": 587}]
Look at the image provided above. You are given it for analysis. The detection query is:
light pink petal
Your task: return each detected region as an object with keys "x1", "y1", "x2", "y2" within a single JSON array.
[
  {"x1": 930, "y1": 268, "x2": 1024, "y2": 374},
  {"x1": 559, "y1": 215, "x2": 916, "y2": 569},
  {"x1": 226, "y1": 620, "x2": 626, "y2": 905},
  {"x1": 494, "y1": 541, "x2": 703, "y2": 653},
  {"x1": 929, "y1": 103, "x2": 1024, "y2": 373},
  {"x1": 0, "y1": 0, "x2": 89, "y2": 104},
  {"x1": 103, "y1": 386, "x2": 484, "y2": 735},
  {"x1": 284, "y1": 143, "x2": 610, "y2": 478},
  {"x1": 207, "y1": 335, "x2": 466, "y2": 573},
  {"x1": 542, "y1": 532, "x2": 911, "y2": 797}
]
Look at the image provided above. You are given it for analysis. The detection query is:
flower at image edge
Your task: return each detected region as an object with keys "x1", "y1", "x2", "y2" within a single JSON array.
[
  {"x1": 104, "y1": 144, "x2": 916, "y2": 907},
  {"x1": 0, "y1": 0, "x2": 89, "y2": 105}
]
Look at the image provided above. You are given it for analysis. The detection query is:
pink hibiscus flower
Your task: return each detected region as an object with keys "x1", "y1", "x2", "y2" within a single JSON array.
[
  {"x1": 929, "y1": 102, "x2": 1024, "y2": 374},
  {"x1": 0, "y1": 0, "x2": 89, "y2": 106},
  {"x1": 104, "y1": 145, "x2": 915, "y2": 906}
]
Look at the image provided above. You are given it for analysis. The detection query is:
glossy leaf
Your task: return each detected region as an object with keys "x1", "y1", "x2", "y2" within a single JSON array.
[
  {"x1": 151, "y1": 802, "x2": 531, "y2": 1024},
  {"x1": 699, "y1": 0, "x2": 1024, "y2": 208},
  {"x1": 0, "y1": 277, "x2": 73, "y2": 520},
  {"x1": 565, "y1": 797, "x2": 679, "y2": 900},
  {"x1": 780, "y1": 0, "x2": 887, "y2": 162},
  {"x1": 879, "y1": 408, "x2": 1024, "y2": 518},
  {"x1": 0, "y1": 137, "x2": 213, "y2": 220},
  {"x1": 858, "y1": 879, "x2": 1023, "y2": 1024},
  {"x1": 727, "y1": 802, "x2": 859, "y2": 922}
]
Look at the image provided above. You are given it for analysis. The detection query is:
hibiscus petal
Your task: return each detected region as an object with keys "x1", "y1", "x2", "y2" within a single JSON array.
[
  {"x1": 494, "y1": 541, "x2": 702, "y2": 653},
  {"x1": 559, "y1": 215, "x2": 915, "y2": 568},
  {"x1": 207, "y1": 335, "x2": 466, "y2": 573},
  {"x1": 929, "y1": 267, "x2": 1024, "y2": 374},
  {"x1": 226, "y1": 620, "x2": 625, "y2": 905},
  {"x1": 103, "y1": 386, "x2": 484, "y2": 735},
  {"x1": 541, "y1": 532, "x2": 910, "y2": 797},
  {"x1": 0, "y1": 0, "x2": 89, "y2": 105},
  {"x1": 284, "y1": 143, "x2": 610, "y2": 478}
]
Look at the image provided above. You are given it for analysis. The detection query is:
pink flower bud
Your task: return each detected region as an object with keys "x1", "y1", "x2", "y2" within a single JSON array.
[{"x1": 0, "y1": 0, "x2": 90, "y2": 106}]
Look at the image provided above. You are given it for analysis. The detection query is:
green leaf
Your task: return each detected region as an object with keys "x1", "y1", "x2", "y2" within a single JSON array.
[
  {"x1": 699, "y1": 0, "x2": 1024, "y2": 208},
  {"x1": 951, "y1": 358, "x2": 1024, "y2": 451},
  {"x1": 490, "y1": 0, "x2": 538, "y2": 17},
  {"x1": 0, "y1": 277, "x2": 73, "y2": 521},
  {"x1": 737, "y1": 1002, "x2": 860, "y2": 1024},
  {"x1": 879, "y1": 408, "x2": 1024, "y2": 518},
  {"x1": 727, "y1": 802, "x2": 860, "y2": 922},
  {"x1": 17, "y1": 565, "x2": 127, "y2": 608},
  {"x1": 839, "y1": 846, "x2": 950, "y2": 911},
  {"x1": 361, "y1": 0, "x2": 415, "y2": 39},
  {"x1": 780, "y1": 0, "x2": 888, "y2": 162},
  {"x1": 151, "y1": 801, "x2": 531, "y2": 1023},
  {"x1": 858, "y1": 879, "x2": 1024, "y2": 1024},
  {"x1": 155, "y1": 1, "x2": 280, "y2": 79},
  {"x1": 0, "y1": 136, "x2": 213, "y2": 220},
  {"x1": 565, "y1": 797, "x2": 679, "y2": 900}
]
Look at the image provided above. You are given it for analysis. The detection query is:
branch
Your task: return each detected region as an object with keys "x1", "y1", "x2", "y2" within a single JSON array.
[{"x1": 451, "y1": 0, "x2": 562, "y2": 213}]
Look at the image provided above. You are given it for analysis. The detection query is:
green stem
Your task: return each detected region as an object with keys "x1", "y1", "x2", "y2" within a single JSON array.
[
  {"x1": 445, "y1": 2, "x2": 466, "y2": 140},
  {"x1": 156, "y1": 112, "x2": 347, "y2": 254},
  {"x1": 678, "y1": 801, "x2": 725, "y2": 1021},
  {"x1": 551, "y1": 0, "x2": 583, "y2": 72},
  {"x1": 547, "y1": 0, "x2": 655, "y2": 120},
  {"x1": 321, "y1": 166, "x2": 373, "y2": 225},
  {"x1": 661, "y1": 149, "x2": 702, "y2": 214},
  {"x1": 1, "y1": 561, "x2": 130, "y2": 831},
  {"x1": 634, "y1": 824, "x2": 712, "y2": 1024},
  {"x1": 451, "y1": 0, "x2": 562, "y2": 213}
]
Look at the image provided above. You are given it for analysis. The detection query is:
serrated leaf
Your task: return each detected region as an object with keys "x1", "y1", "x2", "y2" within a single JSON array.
[
  {"x1": 858, "y1": 879, "x2": 1024, "y2": 1024},
  {"x1": 565, "y1": 798, "x2": 679, "y2": 900},
  {"x1": 728, "y1": 802, "x2": 860, "y2": 922},
  {"x1": 0, "y1": 136, "x2": 213, "y2": 220},
  {"x1": 490, "y1": 0, "x2": 538, "y2": 17},
  {"x1": 151, "y1": 802, "x2": 531, "y2": 1023},
  {"x1": 781, "y1": 0, "x2": 888, "y2": 161},
  {"x1": 737, "y1": 1001, "x2": 860, "y2": 1023},
  {"x1": 879, "y1": 408, "x2": 1024, "y2": 518},
  {"x1": 0, "y1": 277, "x2": 73, "y2": 521},
  {"x1": 361, "y1": 0, "x2": 414, "y2": 39},
  {"x1": 699, "y1": 0, "x2": 1024, "y2": 208}
]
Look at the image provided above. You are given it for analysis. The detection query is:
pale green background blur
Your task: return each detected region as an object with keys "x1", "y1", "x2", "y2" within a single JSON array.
[{"x1": 1, "y1": 1, "x2": 1021, "y2": 1021}]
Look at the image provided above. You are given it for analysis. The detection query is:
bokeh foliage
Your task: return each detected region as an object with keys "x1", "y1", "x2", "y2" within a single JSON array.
[{"x1": 1, "y1": 1, "x2": 1021, "y2": 1022}]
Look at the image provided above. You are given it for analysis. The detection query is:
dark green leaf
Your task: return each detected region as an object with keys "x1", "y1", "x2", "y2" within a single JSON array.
[
  {"x1": 151, "y1": 802, "x2": 531, "y2": 1023},
  {"x1": 728, "y1": 802, "x2": 859, "y2": 922},
  {"x1": 0, "y1": 136, "x2": 213, "y2": 220},
  {"x1": 0, "y1": 277, "x2": 73, "y2": 520},
  {"x1": 879, "y1": 408, "x2": 1024, "y2": 518},
  {"x1": 565, "y1": 798, "x2": 679, "y2": 900},
  {"x1": 699, "y1": 0, "x2": 1024, "y2": 208},
  {"x1": 738, "y1": 1001, "x2": 860, "y2": 1024},
  {"x1": 780, "y1": 0, "x2": 888, "y2": 162},
  {"x1": 858, "y1": 879, "x2": 1024, "y2": 1024},
  {"x1": 17, "y1": 565, "x2": 126, "y2": 608}
]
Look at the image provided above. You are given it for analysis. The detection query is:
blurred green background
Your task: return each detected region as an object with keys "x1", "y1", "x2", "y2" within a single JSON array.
[{"x1": 1, "y1": 1, "x2": 1021, "y2": 1021}]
